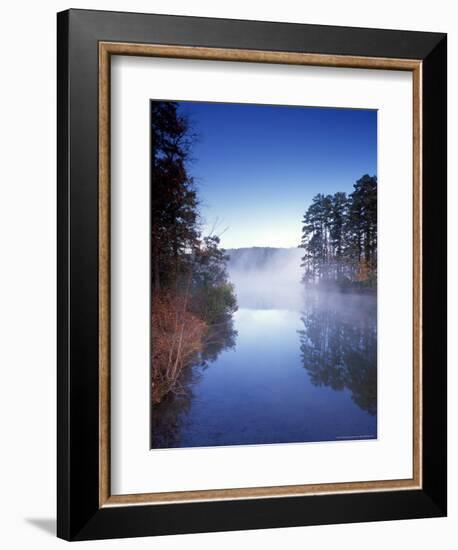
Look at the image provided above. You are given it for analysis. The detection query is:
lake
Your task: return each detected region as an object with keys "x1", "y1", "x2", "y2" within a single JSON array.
[{"x1": 151, "y1": 275, "x2": 377, "y2": 449}]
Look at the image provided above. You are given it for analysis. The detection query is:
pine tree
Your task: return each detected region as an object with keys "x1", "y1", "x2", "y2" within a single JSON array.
[
  {"x1": 300, "y1": 175, "x2": 377, "y2": 290},
  {"x1": 329, "y1": 192, "x2": 349, "y2": 279},
  {"x1": 346, "y1": 175, "x2": 377, "y2": 281},
  {"x1": 150, "y1": 101, "x2": 200, "y2": 291}
]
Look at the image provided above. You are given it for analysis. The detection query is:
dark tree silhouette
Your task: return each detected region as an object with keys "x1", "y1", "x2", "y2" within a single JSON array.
[
  {"x1": 150, "y1": 101, "x2": 200, "y2": 291},
  {"x1": 300, "y1": 175, "x2": 377, "y2": 290}
]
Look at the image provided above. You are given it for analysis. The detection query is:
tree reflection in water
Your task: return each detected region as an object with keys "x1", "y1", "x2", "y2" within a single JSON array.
[
  {"x1": 298, "y1": 292, "x2": 377, "y2": 416},
  {"x1": 151, "y1": 316, "x2": 237, "y2": 448}
]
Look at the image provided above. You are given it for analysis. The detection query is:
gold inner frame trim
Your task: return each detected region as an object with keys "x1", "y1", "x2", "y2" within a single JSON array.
[{"x1": 98, "y1": 41, "x2": 422, "y2": 507}]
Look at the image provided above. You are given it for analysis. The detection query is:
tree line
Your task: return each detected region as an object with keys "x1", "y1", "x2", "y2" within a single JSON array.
[
  {"x1": 300, "y1": 175, "x2": 377, "y2": 291},
  {"x1": 150, "y1": 101, "x2": 237, "y2": 404}
]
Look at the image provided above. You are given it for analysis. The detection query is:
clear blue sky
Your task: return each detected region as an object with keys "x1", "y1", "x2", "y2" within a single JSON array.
[{"x1": 177, "y1": 101, "x2": 377, "y2": 249}]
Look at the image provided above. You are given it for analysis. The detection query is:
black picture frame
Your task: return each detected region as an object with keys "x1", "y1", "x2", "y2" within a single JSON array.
[{"x1": 57, "y1": 8, "x2": 447, "y2": 541}]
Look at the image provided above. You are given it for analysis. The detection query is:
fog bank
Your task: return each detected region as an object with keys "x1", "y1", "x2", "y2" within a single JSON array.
[{"x1": 226, "y1": 247, "x2": 304, "y2": 310}]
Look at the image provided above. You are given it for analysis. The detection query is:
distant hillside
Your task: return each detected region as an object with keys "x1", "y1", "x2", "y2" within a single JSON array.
[
  {"x1": 224, "y1": 247, "x2": 304, "y2": 309},
  {"x1": 225, "y1": 247, "x2": 303, "y2": 272}
]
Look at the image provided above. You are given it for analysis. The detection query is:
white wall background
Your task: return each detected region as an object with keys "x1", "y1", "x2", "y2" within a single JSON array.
[{"x1": 0, "y1": 1, "x2": 454, "y2": 548}]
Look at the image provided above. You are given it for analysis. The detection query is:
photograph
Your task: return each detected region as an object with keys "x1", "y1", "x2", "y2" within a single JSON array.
[
  {"x1": 52, "y1": 6, "x2": 446, "y2": 542},
  {"x1": 150, "y1": 99, "x2": 378, "y2": 449}
]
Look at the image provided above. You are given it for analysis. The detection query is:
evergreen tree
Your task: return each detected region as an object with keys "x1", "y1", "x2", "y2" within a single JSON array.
[
  {"x1": 150, "y1": 101, "x2": 200, "y2": 291},
  {"x1": 300, "y1": 175, "x2": 377, "y2": 290},
  {"x1": 300, "y1": 194, "x2": 326, "y2": 282},
  {"x1": 329, "y1": 192, "x2": 349, "y2": 278}
]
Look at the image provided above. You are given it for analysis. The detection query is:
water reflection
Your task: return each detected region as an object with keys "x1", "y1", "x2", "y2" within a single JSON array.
[
  {"x1": 298, "y1": 292, "x2": 377, "y2": 416},
  {"x1": 151, "y1": 292, "x2": 377, "y2": 449},
  {"x1": 200, "y1": 316, "x2": 238, "y2": 365},
  {"x1": 151, "y1": 316, "x2": 237, "y2": 448}
]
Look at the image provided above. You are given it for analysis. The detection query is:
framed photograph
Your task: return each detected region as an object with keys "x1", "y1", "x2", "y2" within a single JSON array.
[{"x1": 57, "y1": 9, "x2": 447, "y2": 541}]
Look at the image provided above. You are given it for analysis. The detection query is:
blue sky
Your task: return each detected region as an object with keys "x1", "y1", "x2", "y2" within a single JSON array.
[{"x1": 177, "y1": 101, "x2": 377, "y2": 249}]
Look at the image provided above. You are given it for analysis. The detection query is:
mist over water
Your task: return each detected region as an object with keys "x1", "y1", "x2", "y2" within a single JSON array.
[
  {"x1": 151, "y1": 246, "x2": 377, "y2": 449},
  {"x1": 226, "y1": 247, "x2": 304, "y2": 310}
]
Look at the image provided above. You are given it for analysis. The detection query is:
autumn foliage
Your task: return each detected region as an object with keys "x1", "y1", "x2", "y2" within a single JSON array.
[{"x1": 152, "y1": 292, "x2": 207, "y2": 404}]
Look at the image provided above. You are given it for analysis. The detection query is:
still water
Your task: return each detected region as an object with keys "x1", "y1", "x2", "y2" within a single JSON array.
[{"x1": 151, "y1": 286, "x2": 377, "y2": 449}]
